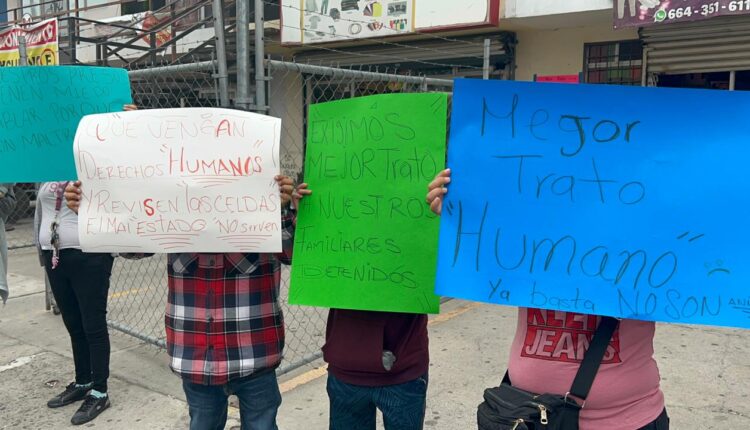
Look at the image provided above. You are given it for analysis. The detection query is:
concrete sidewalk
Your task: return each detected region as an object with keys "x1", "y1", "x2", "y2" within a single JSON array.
[{"x1": 1, "y1": 277, "x2": 748, "y2": 429}]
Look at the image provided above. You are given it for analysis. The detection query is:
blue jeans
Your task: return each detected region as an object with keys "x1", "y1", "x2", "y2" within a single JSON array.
[
  {"x1": 327, "y1": 373, "x2": 428, "y2": 430},
  {"x1": 182, "y1": 370, "x2": 281, "y2": 430}
]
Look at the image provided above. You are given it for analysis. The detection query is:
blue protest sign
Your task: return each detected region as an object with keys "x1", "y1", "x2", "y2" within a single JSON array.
[
  {"x1": 436, "y1": 79, "x2": 750, "y2": 329},
  {"x1": 0, "y1": 66, "x2": 132, "y2": 182}
]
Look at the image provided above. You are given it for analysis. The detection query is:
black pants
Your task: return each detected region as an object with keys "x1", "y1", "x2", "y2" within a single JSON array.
[
  {"x1": 638, "y1": 409, "x2": 669, "y2": 430},
  {"x1": 44, "y1": 249, "x2": 114, "y2": 393}
]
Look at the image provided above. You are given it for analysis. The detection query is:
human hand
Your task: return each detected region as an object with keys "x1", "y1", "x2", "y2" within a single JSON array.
[
  {"x1": 276, "y1": 175, "x2": 295, "y2": 207},
  {"x1": 426, "y1": 169, "x2": 451, "y2": 216},
  {"x1": 276, "y1": 176, "x2": 313, "y2": 208},
  {"x1": 65, "y1": 181, "x2": 83, "y2": 214},
  {"x1": 123, "y1": 104, "x2": 138, "y2": 111},
  {"x1": 292, "y1": 182, "x2": 312, "y2": 208}
]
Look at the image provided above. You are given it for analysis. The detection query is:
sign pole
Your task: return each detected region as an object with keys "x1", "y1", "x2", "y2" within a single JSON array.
[{"x1": 18, "y1": 34, "x2": 27, "y2": 66}]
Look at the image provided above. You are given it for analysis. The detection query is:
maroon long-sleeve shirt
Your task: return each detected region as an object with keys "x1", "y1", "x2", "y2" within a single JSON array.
[{"x1": 322, "y1": 309, "x2": 429, "y2": 386}]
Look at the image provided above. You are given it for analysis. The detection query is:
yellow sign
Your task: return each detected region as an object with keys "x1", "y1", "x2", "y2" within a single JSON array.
[{"x1": 0, "y1": 18, "x2": 59, "y2": 67}]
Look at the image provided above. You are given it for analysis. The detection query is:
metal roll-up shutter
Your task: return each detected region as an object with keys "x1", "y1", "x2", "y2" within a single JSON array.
[
  {"x1": 294, "y1": 33, "x2": 511, "y2": 68},
  {"x1": 641, "y1": 15, "x2": 750, "y2": 74}
]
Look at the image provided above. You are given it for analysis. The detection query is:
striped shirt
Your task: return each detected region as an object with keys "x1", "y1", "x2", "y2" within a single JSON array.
[{"x1": 165, "y1": 209, "x2": 295, "y2": 385}]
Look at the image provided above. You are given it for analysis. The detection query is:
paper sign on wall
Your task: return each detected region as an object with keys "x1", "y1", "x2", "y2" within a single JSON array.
[
  {"x1": 0, "y1": 66, "x2": 132, "y2": 182},
  {"x1": 437, "y1": 79, "x2": 750, "y2": 329},
  {"x1": 289, "y1": 93, "x2": 448, "y2": 314},
  {"x1": 75, "y1": 108, "x2": 282, "y2": 253}
]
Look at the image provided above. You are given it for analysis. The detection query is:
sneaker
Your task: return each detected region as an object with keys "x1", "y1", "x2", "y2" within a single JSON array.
[
  {"x1": 71, "y1": 394, "x2": 110, "y2": 425},
  {"x1": 47, "y1": 382, "x2": 90, "y2": 408}
]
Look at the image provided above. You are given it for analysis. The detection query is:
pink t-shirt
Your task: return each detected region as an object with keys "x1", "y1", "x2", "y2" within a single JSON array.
[{"x1": 508, "y1": 308, "x2": 664, "y2": 430}]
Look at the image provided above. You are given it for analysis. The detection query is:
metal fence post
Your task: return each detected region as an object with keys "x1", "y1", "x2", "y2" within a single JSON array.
[
  {"x1": 254, "y1": 0, "x2": 266, "y2": 113},
  {"x1": 18, "y1": 35, "x2": 27, "y2": 66},
  {"x1": 483, "y1": 38, "x2": 491, "y2": 80},
  {"x1": 236, "y1": 0, "x2": 251, "y2": 109},
  {"x1": 68, "y1": 18, "x2": 77, "y2": 64},
  {"x1": 212, "y1": 0, "x2": 230, "y2": 107}
]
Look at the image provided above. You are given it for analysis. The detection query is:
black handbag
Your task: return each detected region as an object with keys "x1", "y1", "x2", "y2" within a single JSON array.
[{"x1": 477, "y1": 316, "x2": 620, "y2": 430}]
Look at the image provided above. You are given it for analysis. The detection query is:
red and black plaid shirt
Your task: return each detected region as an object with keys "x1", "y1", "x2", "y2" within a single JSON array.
[{"x1": 165, "y1": 209, "x2": 295, "y2": 385}]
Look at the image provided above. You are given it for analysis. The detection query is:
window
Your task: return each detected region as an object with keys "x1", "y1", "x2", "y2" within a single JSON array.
[
  {"x1": 21, "y1": 0, "x2": 41, "y2": 18},
  {"x1": 584, "y1": 40, "x2": 643, "y2": 86},
  {"x1": 122, "y1": 0, "x2": 149, "y2": 15}
]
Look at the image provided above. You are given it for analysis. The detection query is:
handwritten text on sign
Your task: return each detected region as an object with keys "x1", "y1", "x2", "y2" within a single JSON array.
[
  {"x1": 436, "y1": 79, "x2": 750, "y2": 329},
  {"x1": 0, "y1": 66, "x2": 132, "y2": 182},
  {"x1": 289, "y1": 93, "x2": 448, "y2": 314},
  {"x1": 75, "y1": 108, "x2": 282, "y2": 253}
]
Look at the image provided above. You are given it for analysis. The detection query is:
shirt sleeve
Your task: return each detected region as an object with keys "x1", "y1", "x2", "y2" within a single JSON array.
[{"x1": 277, "y1": 206, "x2": 297, "y2": 265}]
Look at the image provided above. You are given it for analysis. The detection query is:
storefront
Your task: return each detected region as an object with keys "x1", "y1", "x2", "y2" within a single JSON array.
[
  {"x1": 641, "y1": 15, "x2": 750, "y2": 90},
  {"x1": 614, "y1": 1, "x2": 750, "y2": 90}
]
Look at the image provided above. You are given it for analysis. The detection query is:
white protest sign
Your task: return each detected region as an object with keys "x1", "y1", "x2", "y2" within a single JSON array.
[{"x1": 74, "y1": 108, "x2": 282, "y2": 253}]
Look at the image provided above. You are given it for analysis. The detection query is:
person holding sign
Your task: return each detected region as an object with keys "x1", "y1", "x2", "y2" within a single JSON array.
[
  {"x1": 426, "y1": 169, "x2": 670, "y2": 430},
  {"x1": 34, "y1": 104, "x2": 135, "y2": 425},
  {"x1": 35, "y1": 178, "x2": 116, "y2": 426},
  {"x1": 323, "y1": 310, "x2": 429, "y2": 430},
  {"x1": 0, "y1": 183, "x2": 16, "y2": 304},
  {"x1": 65, "y1": 173, "x2": 311, "y2": 430}
]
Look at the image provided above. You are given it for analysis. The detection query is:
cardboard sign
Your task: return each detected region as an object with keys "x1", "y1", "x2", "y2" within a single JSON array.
[
  {"x1": 0, "y1": 66, "x2": 132, "y2": 182},
  {"x1": 75, "y1": 108, "x2": 283, "y2": 253},
  {"x1": 289, "y1": 93, "x2": 448, "y2": 314},
  {"x1": 437, "y1": 79, "x2": 750, "y2": 329}
]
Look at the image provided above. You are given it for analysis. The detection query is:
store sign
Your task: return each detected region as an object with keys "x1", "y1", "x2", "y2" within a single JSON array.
[
  {"x1": 281, "y1": 0, "x2": 500, "y2": 45},
  {"x1": 615, "y1": 0, "x2": 750, "y2": 28},
  {"x1": 300, "y1": 0, "x2": 415, "y2": 44},
  {"x1": 534, "y1": 74, "x2": 581, "y2": 84},
  {"x1": 0, "y1": 18, "x2": 59, "y2": 67}
]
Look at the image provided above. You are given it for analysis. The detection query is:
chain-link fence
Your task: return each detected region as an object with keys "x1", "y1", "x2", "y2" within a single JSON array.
[
  {"x1": 105, "y1": 59, "x2": 454, "y2": 374},
  {"x1": 4, "y1": 184, "x2": 37, "y2": 251},
  {"x1": 4, "y1": 58, "x2": 453, "y2": 376},
  {"x1": 265, "y1": 60, "x2": 454, "y2": 372}
]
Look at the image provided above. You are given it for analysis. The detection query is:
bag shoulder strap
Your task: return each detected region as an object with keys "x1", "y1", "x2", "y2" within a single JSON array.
[{"x1": 568, "y1": 316, "x2": 619, "y2": 400}]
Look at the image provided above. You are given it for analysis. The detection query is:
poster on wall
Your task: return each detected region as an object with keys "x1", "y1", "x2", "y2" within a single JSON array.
[
  {"x1": 282, "y1": 0, "x2": 500, "y2": 44},
  {"x1": 614, "y1": 0, "x2": 750, "y2": 28},
  {"x1": 0, "y1": 18, "x2": 59, "y2": 67},
  {"x1": 414, "y1": 0, "x2": 499, "y2": 30},
  {"x1": 301, "y1": 0, "x2": 414, "y2": 43}
]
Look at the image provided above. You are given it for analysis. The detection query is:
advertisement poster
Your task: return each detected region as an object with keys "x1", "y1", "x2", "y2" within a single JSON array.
[
  {"x1": 301, "y1": 0, "x2": 414, "y2": 43},
  {"x1": 614, "y1": 0, "x2": 750, "y2": 28},
  {"x1": 0, "y1": 18, "x2": 59, "y2": 67}
]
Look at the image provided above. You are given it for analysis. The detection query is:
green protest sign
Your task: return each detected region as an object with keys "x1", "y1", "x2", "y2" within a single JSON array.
[{"x1": 289, "y1": 93, "x2": 448, "y2": 314}]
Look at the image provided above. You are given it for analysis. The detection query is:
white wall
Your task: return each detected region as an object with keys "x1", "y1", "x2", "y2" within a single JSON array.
[
  {"x1": 280, "y1": 0, "x2": 301, "y2": 44},
  {"x1": 505, "y1": 0, "x2": 612, "y2": 18},
  {"x1": 514, "y1": 23, "x2": 638, "y2": 81},
  {"x1": 414, "y1": 0, "x2": 494, "y2": 29}
]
